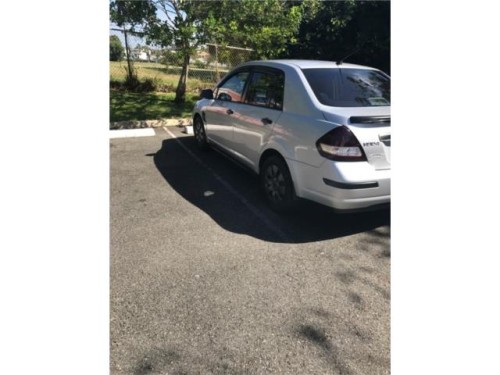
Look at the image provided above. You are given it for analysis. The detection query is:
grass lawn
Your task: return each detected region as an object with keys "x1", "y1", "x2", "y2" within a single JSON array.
[
  {"x1": 110, "y1": 90, "x2": 197, "y2": 123},
  {"x1": 110, "y1": 61, "x2": 226, "y2": 91},
  {"x1": 109, "y1": 61, "x2": 225, "y2": 124}
]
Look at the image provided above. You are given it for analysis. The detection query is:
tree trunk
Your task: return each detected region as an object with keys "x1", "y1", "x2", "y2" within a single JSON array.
[
  {"x1": 175, "y1": 54, "x2": 190, "y2": 104},
  {"x1": 123, "y1": 28, "x2": 135, "y2": 82}
]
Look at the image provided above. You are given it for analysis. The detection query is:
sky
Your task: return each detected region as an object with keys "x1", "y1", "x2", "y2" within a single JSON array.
[
  {"x1": 109, "y1": 0, "x2": 172, "y2": 50},
  {"x1": 110, "y1": 24, "x2": 144, "y2": 50}
]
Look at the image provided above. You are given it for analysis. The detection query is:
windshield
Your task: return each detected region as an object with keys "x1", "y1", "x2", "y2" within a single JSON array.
[{"x1": 302, "y1": 68, "x2": 390, "y2": 107}]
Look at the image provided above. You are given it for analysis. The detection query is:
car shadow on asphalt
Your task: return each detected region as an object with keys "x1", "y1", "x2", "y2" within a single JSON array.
[{"x1": 153, "y1": 136, "x2": 390, "y2": 244}]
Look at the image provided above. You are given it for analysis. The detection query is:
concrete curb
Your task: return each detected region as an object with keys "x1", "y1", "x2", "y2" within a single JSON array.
[{"x1": 110, "y1": 118, "x2": 192, "y2": 130}]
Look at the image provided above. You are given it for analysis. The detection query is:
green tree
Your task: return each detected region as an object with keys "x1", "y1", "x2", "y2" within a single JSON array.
[
  {"x1": 150, "y1": 1, "x2": 198, "y2": 103},
  {"x1": 199, "y1": 0, "x2": 308, "y2": 59},
  {"x1": 284, "y1": 0, "x2": 390, "y2": 74},
  {"x1": 110, "y1": 0, "x2": 312, "y2": 102},
  {"x1": 110, "y1": 35, "x2": 124, "y2": 61},
  {"x1": 110, "y1": 0, "x2": 156, "y2": 83},
  {"x1": 111, "y1": 0, "x2": 204, "y2": 103}
]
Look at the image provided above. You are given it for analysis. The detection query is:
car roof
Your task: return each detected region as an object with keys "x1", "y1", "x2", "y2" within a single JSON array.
[{"x1": 239, "y1": 59, "x2": 375, "y2": 70}]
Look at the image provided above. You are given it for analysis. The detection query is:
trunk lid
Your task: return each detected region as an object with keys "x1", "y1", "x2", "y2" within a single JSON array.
[{"x1": 322, "y1": 107, "x2": 391, "y2": 170}]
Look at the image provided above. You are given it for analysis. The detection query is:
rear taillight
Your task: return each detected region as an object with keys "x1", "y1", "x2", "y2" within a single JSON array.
[{"x1": 316, "y1": 126, "x2": 367, "y2": 162}]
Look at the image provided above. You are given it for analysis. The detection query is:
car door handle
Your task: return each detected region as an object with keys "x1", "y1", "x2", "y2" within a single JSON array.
[
  {"x1": 261, "y1": 117, "x2": 273, "y2": 125},
  {"x1": 226, "y1": 109, "x2": 234, "y2": 115}
]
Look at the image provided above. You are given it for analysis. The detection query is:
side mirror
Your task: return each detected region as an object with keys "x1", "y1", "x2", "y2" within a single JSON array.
[
  {"x1": 200, "y1": 89, "x2": 214, "y2": 100},
  {"x1": 218, "y1": 93, "x2": 232, "y2": 102}
]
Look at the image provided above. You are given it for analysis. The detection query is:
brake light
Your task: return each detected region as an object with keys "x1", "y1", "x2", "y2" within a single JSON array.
[{"x1": 316, "y1": 126, "x2": 367, "y2": 162}]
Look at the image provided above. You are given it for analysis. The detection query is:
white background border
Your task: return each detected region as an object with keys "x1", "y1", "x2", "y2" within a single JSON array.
[{"x1": 1, "y1": 1, "x2": 499, "y2": 374}]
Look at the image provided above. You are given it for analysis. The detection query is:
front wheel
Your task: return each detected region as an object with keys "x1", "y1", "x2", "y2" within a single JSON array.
[
  {"x1": 260, "y1": 155, "x2": 297, "y2": 212},
  {"x1": 193, "y1": 115, "x2": 209, "y2": 151}
]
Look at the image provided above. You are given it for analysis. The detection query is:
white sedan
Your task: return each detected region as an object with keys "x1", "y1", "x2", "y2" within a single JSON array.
[{"x1": 192, "y1": 60, "x2": 390, "y2": 212}]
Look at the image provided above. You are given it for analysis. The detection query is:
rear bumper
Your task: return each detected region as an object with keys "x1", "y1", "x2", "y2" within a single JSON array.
[{"x1": 289, "y1": 159, "x2": 391, "y2": 211}]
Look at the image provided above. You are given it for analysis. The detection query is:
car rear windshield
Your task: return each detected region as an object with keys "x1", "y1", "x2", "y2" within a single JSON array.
[{"x1": 302, "y1": 68, "x2": 390, "y2": 107}]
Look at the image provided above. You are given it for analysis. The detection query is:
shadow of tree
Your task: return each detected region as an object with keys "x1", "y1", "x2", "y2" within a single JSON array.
[
  {"x1": 293, "y1": 306, "x2": 389, "y2": 374},
  {"x1": 359, "y1": 226, "x2": 391, "y2": 258},
  {"x1": 133, "y1": 348, "x2": 181, "y2": 375},
  {"x1": 131, "y1": 346, "x2": 246, "y2": 375},
  {"x1": 296, "y1": 324, "x2": 352, "y2": 375}
]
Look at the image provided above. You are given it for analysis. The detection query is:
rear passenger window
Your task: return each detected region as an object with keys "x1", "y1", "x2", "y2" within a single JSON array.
[
  {"x1": 245, "y1": 70, "x2": 284, "y2": 110},
  {"x1": 302, "y1": 68, "x2": 390, "y2": 107}
]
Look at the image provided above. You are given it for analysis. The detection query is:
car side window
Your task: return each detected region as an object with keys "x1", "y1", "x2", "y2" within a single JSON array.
[
  {"x1": 216, "y1": 71, "x2": 249, "y2": 103},
  {"x1": 245, "y1": 70, "x2": 284, "y2": 110}
]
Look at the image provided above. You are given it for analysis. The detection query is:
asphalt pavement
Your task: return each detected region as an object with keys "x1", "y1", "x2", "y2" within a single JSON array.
[{"x1": 110, "y1": 126, "x2": 390, "y2": 374}]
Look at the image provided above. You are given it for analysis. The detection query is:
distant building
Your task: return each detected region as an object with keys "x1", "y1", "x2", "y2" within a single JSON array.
[{"x1": 130, "y1": 47, "x2": 160, "y2": 62}]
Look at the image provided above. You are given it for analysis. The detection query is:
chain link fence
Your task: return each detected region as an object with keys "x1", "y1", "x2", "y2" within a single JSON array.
[{"x1": 110, "y1": 28, "x2": 254, "y2": 93}]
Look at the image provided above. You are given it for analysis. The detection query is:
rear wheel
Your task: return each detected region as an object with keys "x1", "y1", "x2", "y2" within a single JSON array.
[
  {"x1": 261, "y1": 155, "x2": 297, "y2": 212},
  {"x1": 193, "y1": 115, "x2": 209, "y2": 151}
]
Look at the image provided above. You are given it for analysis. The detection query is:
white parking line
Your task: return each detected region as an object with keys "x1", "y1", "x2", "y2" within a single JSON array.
[
  {"x1": 163, "y1": 127, "x2": 291, "y2": 243},
  {"x1": 109, "y1": 128, "x2": 155, "y2": 139}
]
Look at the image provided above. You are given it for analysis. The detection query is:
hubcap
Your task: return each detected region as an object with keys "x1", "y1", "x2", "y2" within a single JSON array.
[
  {"x1": 264, "y1": 164, "x2": 285, "y2": 202},
  {"x1": 194, "y1": 120, "x2": 204, "y2": 144}
]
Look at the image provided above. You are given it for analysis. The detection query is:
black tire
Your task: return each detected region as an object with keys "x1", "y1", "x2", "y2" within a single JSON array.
[
  {"x1": 193, "y1": 115, "x2": 209, "y2": 151},
  {"x1": 260, "y1": 155, "x2": 297, "y2": 212}
]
